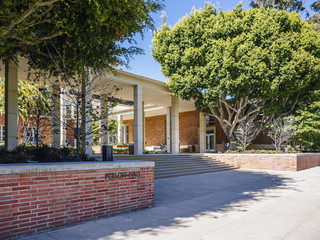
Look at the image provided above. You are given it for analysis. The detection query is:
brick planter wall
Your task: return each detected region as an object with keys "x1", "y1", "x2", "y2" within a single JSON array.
[
  {"x1": 205, "y1": 153, "x2": 320, "y2": 171},
  {"x1": 0, "y1": 161, "x2": 154, "y2": 239},
  {"x1": 296, "y1": 154, "x2": 320, "y2": 171}
]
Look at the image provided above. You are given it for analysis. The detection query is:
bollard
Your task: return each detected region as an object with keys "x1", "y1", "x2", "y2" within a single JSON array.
[{"x1": 102, "y1": 145, "x2": 113, "y2": 161}]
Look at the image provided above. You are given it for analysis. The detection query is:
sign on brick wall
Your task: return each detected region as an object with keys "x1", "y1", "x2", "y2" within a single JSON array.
[{"x1": 105, "y1": 171, "x2": 141, "y2": 180}]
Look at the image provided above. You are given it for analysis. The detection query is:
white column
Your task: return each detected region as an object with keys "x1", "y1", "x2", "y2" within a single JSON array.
[
  {"x1": 134, "y1": 85, "x2": 143, "y2": 155},
  {"x1": 5, "y1": 61, "x2": 18, "y2": 151},
  {"x1": 51, "y1": 85, "x2": 61, "y2": 148},
  {"x1": 71, "y1": 104, "x2": 75, "y2": 119},
  {"x1": 100, "y1": 94, "x2": 108, "y2": 147},
  {"x1": 60, "y1": 89, "x2": 66, "y2": 146},
  {"x1": 143, "y1": 102, "x2": 145, "y2": 149},
  {"x1": 117, "y1": 115, "x2": 122, "y2": 144},
  {"x1": 82, "y1": 72, "x2": 92, "y2": 155},
  {"x1": 166, "y1": 107, "x2": 171, "y2": 153},
  {"x1": 123, "y1": 126, "x2": 126, "y2": 144},
  {"x1": 199, "y1": 113, "x2": 207, "y2": 153},
  {"x1": 171, "y1": 95, "x2": 179, "y2": 154}
]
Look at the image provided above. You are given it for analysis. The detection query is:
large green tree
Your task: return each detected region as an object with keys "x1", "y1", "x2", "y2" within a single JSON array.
[
  {"x1": 250, "y1": 0, "x2": 306, "y2": 13},
  {"x1": 250, "y1": 0, "x2": 320, "y2": 31},
  {"x1": 311, "y1": 0, "x2": 320, "y2": 12},
  {"x1": 0, "y1": 0, "x2": 163, "y2": 74},
  {"x1": 152, "y1": 4, "x2": 320, "y2": 142},
  {"x1": 309, "y1": 1, "x2": 320, "y2": 32},
  {"x1": 294, "y1": 91, "x2": 320, "y2": 150}
]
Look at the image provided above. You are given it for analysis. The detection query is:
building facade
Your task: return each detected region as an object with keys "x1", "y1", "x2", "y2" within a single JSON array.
[{"x1": 0, "y1": 57, "x2": 274, "y2": 154}]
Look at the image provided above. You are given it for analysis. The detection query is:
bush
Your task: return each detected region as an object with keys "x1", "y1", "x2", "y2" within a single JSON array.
[
  {"x1": 223, "y1": 149, "x2": 301, "y2": 154},
  {"x1": 143, "y1": 150, "x2": 167, "y2": 154},
  {"x1": 113, "y1": 147, "x2": 129, "y2": 154},
  {"x1": 0, "y1": 145, "x2": 95, "y2": 164}
]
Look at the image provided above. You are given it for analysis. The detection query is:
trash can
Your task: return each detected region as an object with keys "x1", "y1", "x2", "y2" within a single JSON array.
[
  {"x1": 102, "y1": 145, "x2": 113, "y2": 161},
  {"x1": 129, "y1": 143, "x2": 134, "y2": 155}
]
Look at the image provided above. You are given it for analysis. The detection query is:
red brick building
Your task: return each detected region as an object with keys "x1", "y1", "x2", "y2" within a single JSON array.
[{"x1": 1, "y1": 57, "x2": 273, "y2": 153}]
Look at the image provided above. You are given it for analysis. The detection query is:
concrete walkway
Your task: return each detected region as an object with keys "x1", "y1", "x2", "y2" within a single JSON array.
[{"x1": 17, "y1": 167, "x2": 320, "y2": 240}]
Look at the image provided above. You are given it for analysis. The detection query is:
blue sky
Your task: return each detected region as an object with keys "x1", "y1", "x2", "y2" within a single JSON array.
[{"x1": 119, "y1": 0, "x2": 315, "y2": 82}]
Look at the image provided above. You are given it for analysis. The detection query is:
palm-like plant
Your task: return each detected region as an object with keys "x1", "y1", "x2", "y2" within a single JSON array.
[{"x1": 0, "y1": 78, "x2": 51, "y2": 146}]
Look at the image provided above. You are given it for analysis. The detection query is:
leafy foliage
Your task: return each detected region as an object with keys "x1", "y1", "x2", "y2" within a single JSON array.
[
  {"x1": 152, "y1": 4, "x2": 320, "y2": 141},
  {"x1": 0, "y1": 145, "x2": 95, "y2": 163},
  {"x1": 0, "y1": 0, "x2": 163, "y2": 74},
  {"x1": 311, "y1": 0, "x2": 320, "y2": 12},
  {"x1": 294, "y1": 92, "x2": 320, "y2": 150},
  {"x1": 250, "y1": 0, "x2": 306, "y2": 13},
  {"x1": 308, "y1": 13, "x2": 320, "y2": 32},
  {"x1": 0, "y1": 78, "x2": 51, "y2": 120}
]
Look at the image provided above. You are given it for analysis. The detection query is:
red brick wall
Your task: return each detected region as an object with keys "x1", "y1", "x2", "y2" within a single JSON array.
[
  {"x1": 66, "y1": 119, "x2": 75, "y2": 146},
  {"x1": 145, "y1": 115, "x2": 166, "y2": 146},
  {"x1": 213, "y1": 118, "x2": 228, "y2": 144},
  {"x1": 0, "y1": 114, "x2": 4, "y2": 125},
  {"x1": 297, "y1": 154, "x2": 320, "y2": 171},
  {"x1": 252, "y1": 132, "x2": 273, "y2": 144},
  {"x1": 179, "y1": 111, "x2": 199, "y2": 145},
  {"x1": 124, "y1": 111, "x2": 200, "y2": 147},
  {"x1": 17, "y1": 117, "x2": 52, "y2": 145},
  {"x1": 0, "y1": 114, "x2": 52, "y2": 145},
  {"x1": 0, "y1": 167, "x2": 154, "y2": 239},
  {"x1": 207, "y1": 154, "x2": 320, "y2": 171}
]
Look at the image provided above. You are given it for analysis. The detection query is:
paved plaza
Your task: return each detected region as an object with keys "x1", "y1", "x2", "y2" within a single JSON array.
[{"x1": 17, "y1": 167, "x2": 320, "y2": 240}]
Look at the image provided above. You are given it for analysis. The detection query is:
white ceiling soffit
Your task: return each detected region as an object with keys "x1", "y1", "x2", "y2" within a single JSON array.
[{"x1": 0, "y1": 57, "x2": 196, "y2": 112}]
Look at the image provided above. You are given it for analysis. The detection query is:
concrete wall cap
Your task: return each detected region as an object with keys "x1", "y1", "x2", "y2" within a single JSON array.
[{"x1": 0, "y1": 160, "x2": 155, "y2": 175}]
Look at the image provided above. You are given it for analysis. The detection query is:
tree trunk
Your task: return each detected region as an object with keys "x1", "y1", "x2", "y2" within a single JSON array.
[{"x1": 210, "y1": 96, "x2": 273, "y2": 149}]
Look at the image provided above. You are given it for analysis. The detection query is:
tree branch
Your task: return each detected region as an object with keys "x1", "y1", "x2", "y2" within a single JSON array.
[{"x1": 1, "y1": 0, "x2": 60, "y2": 37}]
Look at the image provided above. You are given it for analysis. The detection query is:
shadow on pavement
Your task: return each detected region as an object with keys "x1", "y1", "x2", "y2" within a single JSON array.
[{"x1": 20, "y1": 169, "x2": 298, "y2": 240}]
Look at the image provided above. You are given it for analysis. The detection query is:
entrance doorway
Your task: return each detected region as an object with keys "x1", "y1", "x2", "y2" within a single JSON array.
[{"x1": 206, "y1": 130, "x2": 215, "y2": 152}]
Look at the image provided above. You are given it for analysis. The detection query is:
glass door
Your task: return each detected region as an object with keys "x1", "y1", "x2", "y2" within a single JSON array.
[{"x1": 206, "y1": 133, "x2": 215, "y2": 151}]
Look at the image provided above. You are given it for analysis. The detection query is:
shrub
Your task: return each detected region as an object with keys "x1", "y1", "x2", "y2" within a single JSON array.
[
  {"x1": 0, "y1": 145, "x2": 95, "y2": 164},
  {"x1": 223, "y1": 149, "x2": 301, "y2": 154}
]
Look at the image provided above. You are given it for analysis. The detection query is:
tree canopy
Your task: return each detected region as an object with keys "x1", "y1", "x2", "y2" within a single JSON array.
[
  {"x1": 0, "y1": 0, "x2": 163, "y2": 74},
  {"x1": 250, "y1": 0, "x2": 320, "y2": 31},
  {"x1": 152, "y1": 4, "x2": 320, "y2": 142},
  {"x1": 311, "y1": 0, "x2": 320, "y2": 12},
  {"x1": 249, "y1": 0, "x2": 306, "y2": 13},
  {"x1": 294, "y1": 91, "x2": 320, "y2": 150}
]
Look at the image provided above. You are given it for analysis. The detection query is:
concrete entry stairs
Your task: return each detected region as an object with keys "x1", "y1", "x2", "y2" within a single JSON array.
[{"x1": 113, "y1": 154, "x2": 237, "y2": 179}]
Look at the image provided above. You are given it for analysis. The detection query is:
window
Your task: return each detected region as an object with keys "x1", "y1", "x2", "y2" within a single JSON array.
[
  {"x1": 0, "y1": 126, "x2": 4, "y2": 141},
  {"x1": 206, "y1": 116, "x2": 214, "y2": 126},
  {"x1": 126, "y1": 125, "x2": 129, "y2": 143},
  {"x1": 66, "y1": 105, "x2": 72, "y2": 118},
  {"x1": 66, "y1": 104, "x2": 76, "y2": 119},
  {"x1": 120, "y1": 125, "x2": 129, "y2": 144}
]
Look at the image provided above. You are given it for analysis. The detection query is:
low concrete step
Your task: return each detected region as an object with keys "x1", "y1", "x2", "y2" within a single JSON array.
[
  {"x1": 107, "y1": 154, "x2": 236, "y2": 179},
  {"x1": 155, "y1": 167, "x2": 236, "y2": 179},
  {"x1": 154, "y1": 162, "x2": 229, "y2": 169},
  {"x1": 115, "y1": 157, "x2": 225, "y2": 163},
  {"x1": 155, "y1": 164, "x2": 235, "y2": 173},
  {"x1": 113, "y1": 155, "x2": 210, "y2": 160}
]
